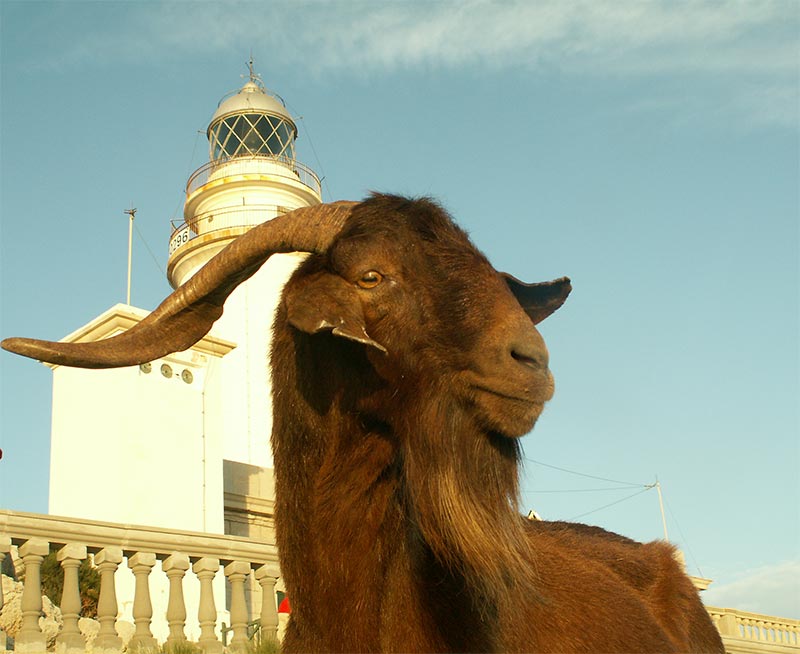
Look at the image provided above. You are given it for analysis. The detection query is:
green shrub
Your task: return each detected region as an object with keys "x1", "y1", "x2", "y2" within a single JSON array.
[
  {"x1": 247, "y1": 636, "x2": 281, "y2": 654},
  {"x1": 34, "y1": 551, "x2": 100, "y2": 618}
]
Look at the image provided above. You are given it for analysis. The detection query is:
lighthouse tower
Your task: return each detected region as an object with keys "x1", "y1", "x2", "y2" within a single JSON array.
[
  {"x1": 48, "y1": 65, "x2": 321, "y2": 536},
  {"x1": 43, "y1": 67, "x2": 314, "y2": 641},
  {"x1": 168, "y1": 64, "x2": 321, "y2": 468}
]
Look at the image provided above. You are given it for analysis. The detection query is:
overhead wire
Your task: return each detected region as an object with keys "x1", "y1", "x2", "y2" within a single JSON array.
[
  {"x1": 524, "y1": 456, "x2": 647, "y2": 487},
  {"x1": 523, "y1": 457, "x2": 660, "y2": 525},
  {"x1": 526, "y1": 486, "x2": 645, "y2": 493},
  {"x1": 133, "y1": 223, "x2": 166, "y2": 276},
  {"x1": 566, "y1": 486, "x2": 654, "y2": 522},
  {"x1": 663, "y1": 491, "x2": 705, "y2": 578},
  {"x1": 288, "y1": 104, "x2": 334, "y2": 203},
  {"x1": 524, "y1": 460, "x2": 699, "y2": 574},
  {"x1": 170, "y1": 129, "x2": 205, "y2": 229}
]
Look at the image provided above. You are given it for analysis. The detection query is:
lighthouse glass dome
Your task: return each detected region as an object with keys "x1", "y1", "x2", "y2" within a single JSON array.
[
  {"x1": 209, "y1": 113, "x2": 295, "y2": 160},
  {"x1": 207, "y1": 79, "x2": 298, "y2": 163}
]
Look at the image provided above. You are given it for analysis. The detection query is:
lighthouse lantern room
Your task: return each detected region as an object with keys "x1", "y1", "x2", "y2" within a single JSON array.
[{"x1": 207, "y1": 77, "x2": 297, "y2": 161}]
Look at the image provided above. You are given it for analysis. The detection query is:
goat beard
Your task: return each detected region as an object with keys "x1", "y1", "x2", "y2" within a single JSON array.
[{"x1": 400, "y1": 389, "x2": 540, "y2": 613}]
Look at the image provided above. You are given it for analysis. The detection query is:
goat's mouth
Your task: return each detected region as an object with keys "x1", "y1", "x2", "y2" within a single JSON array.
[
  {"x1": 464, "y1": 372, "x2": 553, "y2": 438},
  {"x1": 473, "y1": 384, "x2": 538, "y2": 405}
]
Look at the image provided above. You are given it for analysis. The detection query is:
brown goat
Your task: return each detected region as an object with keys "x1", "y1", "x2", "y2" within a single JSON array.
[{"x1": 3, "y1": 194, "x2": 723, "y2": 653}]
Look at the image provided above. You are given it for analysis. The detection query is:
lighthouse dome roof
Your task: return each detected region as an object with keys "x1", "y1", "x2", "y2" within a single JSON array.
[{"x1": 209, "y1": 79, "x2": 296, "y2": 133}]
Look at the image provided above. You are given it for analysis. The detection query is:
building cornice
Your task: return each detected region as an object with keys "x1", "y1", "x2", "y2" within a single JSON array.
[{"x1": 45, "y1": 303, "x2": 236, "y2": 369}]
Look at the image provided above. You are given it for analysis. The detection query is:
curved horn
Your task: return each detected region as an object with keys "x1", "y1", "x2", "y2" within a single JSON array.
[{"x1": 2, "y1": 202, "x2": 356, "y2": 368}]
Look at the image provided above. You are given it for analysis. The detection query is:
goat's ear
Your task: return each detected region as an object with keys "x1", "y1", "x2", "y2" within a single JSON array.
[
  {"x1": 502, "y1": 274, "x2": 572, "y2": 325},
  {"x1": 285, "y1": 272, "x2": 388, "y2": 353}
]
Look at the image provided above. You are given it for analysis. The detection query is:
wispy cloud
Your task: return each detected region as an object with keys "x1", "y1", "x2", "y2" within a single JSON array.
[
  {"x1": 704, "y1": 560, "x2": 800, "y2": 619},
  {"x1": 127, "y1": 1, "x2": 798, "y2": 78},
  {"x1": 298, "y1": 1, "x2": 797, "y2": 77},
  {"x1": 11, "y1": 0, "x2": 799, "y2": 128}
]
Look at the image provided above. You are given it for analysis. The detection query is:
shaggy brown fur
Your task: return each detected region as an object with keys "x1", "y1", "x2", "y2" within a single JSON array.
[
  {"x1": 270, "y1": 195, "x2": 723, "y2": 653},
  {"x1": 2, "y1": 193, "x2": 723, "y2": 653}
]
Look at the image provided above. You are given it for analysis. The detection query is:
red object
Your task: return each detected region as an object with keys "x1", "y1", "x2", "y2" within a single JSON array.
[{"x1": 278, "y1": 597, "x2": 291, "y2": 614}]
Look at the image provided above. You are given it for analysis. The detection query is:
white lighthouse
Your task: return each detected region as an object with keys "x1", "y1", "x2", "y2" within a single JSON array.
[
  {"x1": 49, "y1": 63, "x2": 320, "y2": 535},
  {"x1": 167, "y1": 64, "x2": 321, "y2": 470},
  {"x1": 44, "y1": 64, "x2": 319, "y2": 641}
]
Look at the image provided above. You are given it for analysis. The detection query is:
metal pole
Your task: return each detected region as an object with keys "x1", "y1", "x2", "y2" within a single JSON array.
[
  {"x1": 123, "y1": 208, "x2": 136, "y2": 305},
  {"x1": 655, "y1": 478, "x2": 669, "y2": 542}
]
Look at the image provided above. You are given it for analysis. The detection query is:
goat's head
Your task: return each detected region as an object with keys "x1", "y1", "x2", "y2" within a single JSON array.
[
  {"x1": 282, "y1": 194, "x2": 570, "y2": 438},
  {"x1": 2, "y1": 196, "x2": 569, "y2": 440}
]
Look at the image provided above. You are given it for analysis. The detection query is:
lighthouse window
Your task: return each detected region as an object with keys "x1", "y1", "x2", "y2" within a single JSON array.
[
  {"x1": 268, "y1": 120, "x2": 295, "y2": 159},
  {"x1": 211, "y1": 120, "x2": 235, "y2": 157},
  {"x1": 210, "y1": 113, "x2": 296, "y2": 160},
  {"x1": 231, "y1": 116, "x2": 249, "y2": 147},
  {"x1": 243, "y1": 115, "x2": 268, "y2": 154}
]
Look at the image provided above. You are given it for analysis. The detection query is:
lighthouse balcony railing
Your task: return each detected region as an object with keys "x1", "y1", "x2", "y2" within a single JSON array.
[
  {"x1": 0, "y1": 508, "x2": 281, "y2": 653},
  {"x1": 169, "y1": 204, "x2": 300, "y2": 256},
  {"x1": 186, "y1": 154, "x2": 321, "y2": 198}
]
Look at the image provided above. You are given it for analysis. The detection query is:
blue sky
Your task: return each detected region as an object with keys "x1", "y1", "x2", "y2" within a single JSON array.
[{"x1": 1, "y1": 1, "x2": 797, "y2": 618}]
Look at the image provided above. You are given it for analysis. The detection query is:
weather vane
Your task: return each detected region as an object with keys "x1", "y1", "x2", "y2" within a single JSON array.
[{"x1": 244, "y1": 51, "x2": 265, "y2": 89}]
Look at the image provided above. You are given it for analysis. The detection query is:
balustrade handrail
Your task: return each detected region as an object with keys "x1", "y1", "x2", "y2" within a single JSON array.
[
  {"x1": 0, "y1": 509, "x2": 277, "y2": 566},
  {"x1": 186, "y1": 154, "x2": 321, "y2": 197},
  {"x1": 707, "y1": 605, "x2": 799, "y2": 646},
  {"x1": 707, "y1": 606, "x2": 800, "y2": 626},
  {"x1": 172, "y1": 203, "x2": 287, "y2": 234},
  {"x1": 168, "y1": 204, "x2": 299, "y2": 256}
]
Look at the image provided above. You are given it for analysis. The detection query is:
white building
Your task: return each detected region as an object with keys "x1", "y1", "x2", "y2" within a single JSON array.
[{"x1": 46, "y1": 65, "x2": 320, "y2": 641}]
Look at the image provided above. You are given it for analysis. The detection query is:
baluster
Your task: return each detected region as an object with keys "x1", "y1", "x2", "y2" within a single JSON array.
[
  {"x1": 163, "y1": 553, "x2": 190, "y2": 645},
  {"x1": 18, "y1": 538, "x2": 49, "y2": 652},
  {"x1": 716, "y1": 612, "x2": 738, "y2": 637},
  {"x1": 56, "y1": 543, "x2": 87, "y2": 654},
  {"x1": 0, "y1": 536, "x2": 11, "y2": 650},
  {"x1": 128, "y1": 552, "x2": 158, "y2": 651},
  {"x1": 193, "y1": 557, "x2": 223, "y2": 653},
  {"x1": 224, "y1": 561, "x2": 251, "y2": 652},
  {"x1": 254, "y1": 564, "x2": 280, "y2": 643},
  {"x1": 94, "y1": 547, "x2": 123, "y2": 652}
]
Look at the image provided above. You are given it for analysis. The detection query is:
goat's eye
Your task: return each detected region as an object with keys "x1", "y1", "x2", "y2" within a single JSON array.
[{"x1": 357, "y1": 271, "x2": 383, "y2": 289}]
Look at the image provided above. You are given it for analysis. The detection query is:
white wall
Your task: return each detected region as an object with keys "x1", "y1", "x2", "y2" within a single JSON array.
[
  {"x1": 209, "y1": 253, "x2": 307, "y2": 468},
  {"x1": 49, "y1": 351, "x2": 223, "y2": 534}
]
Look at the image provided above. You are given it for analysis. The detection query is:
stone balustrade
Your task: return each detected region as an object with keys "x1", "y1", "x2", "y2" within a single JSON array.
[
  {"x1": 708, "y1": 606, "x2": 799, "y2": 652},
  {"x1": 4, "y1": 509, "x2": 799, "y2": 654},
  {"x1": 0, "y1": 509, "x2": 280, "y2": 653}
]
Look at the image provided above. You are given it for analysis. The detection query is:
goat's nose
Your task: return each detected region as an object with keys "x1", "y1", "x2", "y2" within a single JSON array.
[{"x1": 510, "y1": 339, "x2": 549, "y2": 371}]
